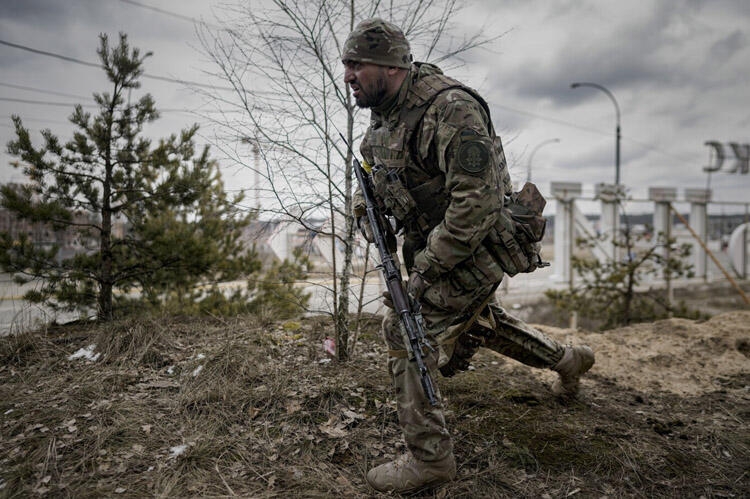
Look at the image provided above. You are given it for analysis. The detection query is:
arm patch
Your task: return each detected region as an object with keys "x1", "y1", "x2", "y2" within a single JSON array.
[{"x1": 457, "y1": 137, "x2": 491, "y2": 174}]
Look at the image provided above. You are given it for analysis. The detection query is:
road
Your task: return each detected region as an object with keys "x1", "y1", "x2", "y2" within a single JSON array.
[{"x1": 0, "y1": 242, "x2": 741, "y2": 335}]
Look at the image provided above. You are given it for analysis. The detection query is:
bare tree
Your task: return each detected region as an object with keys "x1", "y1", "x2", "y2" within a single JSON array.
[{"x1": 197, "y1": 0, "x2": 501, "y2": 360}]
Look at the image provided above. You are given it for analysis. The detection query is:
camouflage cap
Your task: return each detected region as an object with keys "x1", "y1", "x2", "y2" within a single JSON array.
[{"x1": 342, "y1": 18, "x2": 412, "y2": 69}]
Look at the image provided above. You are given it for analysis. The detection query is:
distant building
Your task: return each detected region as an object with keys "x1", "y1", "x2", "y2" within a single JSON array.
[{"x1": 0, "y1": 183, "x2": 127, "y2": 259}]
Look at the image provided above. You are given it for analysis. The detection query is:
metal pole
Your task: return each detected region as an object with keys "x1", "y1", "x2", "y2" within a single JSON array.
[
  {"x1": 568, "y1": 199, "x2": 578, "y2": 330},
  {"x1": 665, "y1": 208, "x2": 673, "y2": 316},
  {"x1": 571, "y1": 82, "x2": 621, "y2": 186},
  {"x1": 616, "y1": 123, "x2": 621, "y2": 185},
  {"x1": 526, "y1": 138, "x2": 560, "y2": 184},
  {"x1": 744, "y1": 203, "x2": 749, "y2": 280}
]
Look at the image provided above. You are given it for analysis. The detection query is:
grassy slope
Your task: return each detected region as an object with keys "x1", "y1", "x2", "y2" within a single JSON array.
[{"x1": 0, "y1": 314, "x2": 748, "y2": 498}]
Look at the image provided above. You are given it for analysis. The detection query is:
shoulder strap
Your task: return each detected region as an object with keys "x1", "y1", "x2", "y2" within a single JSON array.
[
  {"x1": 401, "y1": 74, "x2": 495, "y2": 137},
  {"x1": 399, "y1": 73, "x2": 496, "y2": 171}
]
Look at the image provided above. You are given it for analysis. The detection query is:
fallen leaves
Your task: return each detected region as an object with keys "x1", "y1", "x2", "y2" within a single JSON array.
[{"x1": 4, "y1": 312, "x2": 747, "y2": 497}]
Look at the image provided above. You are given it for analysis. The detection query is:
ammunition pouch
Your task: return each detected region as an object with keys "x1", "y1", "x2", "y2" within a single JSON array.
[
  {"x1": 374, "y1": 166, "x2": 450, "y2": 238},
  {"x1": 484, "y1": 182, "x2": 548, "y2": 276},
  {"x1": 408, "y1": 175, "x2": 450, "y2": 236},
  {"x1": 372, "y1": 166, "x2": 415, "y2": 222}
]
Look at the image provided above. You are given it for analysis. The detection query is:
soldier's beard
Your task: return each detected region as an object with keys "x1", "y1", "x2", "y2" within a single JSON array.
[{"x1": 353, "y1": 75, "x2": 388, "y2": 109}]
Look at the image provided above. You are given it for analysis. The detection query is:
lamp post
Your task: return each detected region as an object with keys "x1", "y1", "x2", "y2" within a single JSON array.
[
  {"x1": 570, "y1": 82, "x2": 621, "y2": 186},
  {"x1": 527, "y1": 138, "x2": 560, "y2": 184}
]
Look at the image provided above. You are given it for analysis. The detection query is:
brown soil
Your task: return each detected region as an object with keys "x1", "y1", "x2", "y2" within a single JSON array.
[{"x1": 0, "y1": 308, "x2": 748, "y2": 498}]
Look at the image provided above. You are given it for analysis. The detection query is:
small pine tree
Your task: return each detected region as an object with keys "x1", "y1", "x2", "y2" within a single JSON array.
[
  {"x1": 247, "y1": 247, "x2": 312, "y2": 323},
  {"x1": 546, "y1": 225, "x2": 697, "y2": 330},
  {"x1": 1, "y1": 33, "x2": 259, "y2": 320}
]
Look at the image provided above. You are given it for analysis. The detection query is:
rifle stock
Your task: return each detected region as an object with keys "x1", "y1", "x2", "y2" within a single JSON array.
[{"x1": 341, "y1": 134, "x2": 439, "y2": 407}]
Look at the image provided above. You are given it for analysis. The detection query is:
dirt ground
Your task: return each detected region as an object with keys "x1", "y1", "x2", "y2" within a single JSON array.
[{"x1": 0, "y1": 301, "x2": 748, "y2": 497}]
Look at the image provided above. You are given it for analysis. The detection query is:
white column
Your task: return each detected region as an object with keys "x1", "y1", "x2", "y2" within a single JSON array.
[
  {"x1": 596, "y1": 183, "x2": 625, "y2": 262},
  {"x1": 551, "y1": 182, "x2": 582, "y2": 283},
  {"x1": 685, "y1": 189, "x2": 711, "y2": 279},
  {"x1": 649, "y1": 187, "x2": 678, "y2": 261}
]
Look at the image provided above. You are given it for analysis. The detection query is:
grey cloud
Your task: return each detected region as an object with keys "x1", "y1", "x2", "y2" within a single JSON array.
[
  {"x1": 0, "y1": 0, "x2": 70, "y2": 24},
  {"x1": 498, "y1": 2, "x2": 719, "y2": 105},
  {"x1": 709, "y1": 30, "x2": 747, "y2": 63},
  {"x1": 686, "y1": 0, "x2": 750, "y2": 16},
  {"x1": 0, "y1": 0, "x2": 110, "y2": 29}
]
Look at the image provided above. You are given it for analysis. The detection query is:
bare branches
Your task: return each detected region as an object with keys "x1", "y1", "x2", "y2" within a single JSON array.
[{"x1": 194, "y1": 0, "x2": 504, "y2": 348}]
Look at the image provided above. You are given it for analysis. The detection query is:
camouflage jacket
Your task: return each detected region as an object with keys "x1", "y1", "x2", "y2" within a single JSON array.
[{"x1": 356, "y1": 62, "x2": 511, "y2": 286}]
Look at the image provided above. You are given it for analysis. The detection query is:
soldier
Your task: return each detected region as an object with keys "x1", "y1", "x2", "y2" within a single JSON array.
[{"x1": 342, "y1": 18, "x2": 595, "y2": 493}]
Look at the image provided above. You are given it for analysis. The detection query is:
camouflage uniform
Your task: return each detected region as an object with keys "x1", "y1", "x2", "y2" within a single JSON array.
[
  {"x1": 344, "y1": 20, "x2": 589, "y2": 482},
  {"x1": 350, "y1": 60, "x2": 566, "y2": 463}
]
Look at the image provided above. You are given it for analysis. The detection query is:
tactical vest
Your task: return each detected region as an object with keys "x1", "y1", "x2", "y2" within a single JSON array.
[
  {"x1": 365, "y1": 67, "x2": 497, "y2": 237},
  {"x1": 365, "y1": 65, "x2": 546, "y2": 276}
]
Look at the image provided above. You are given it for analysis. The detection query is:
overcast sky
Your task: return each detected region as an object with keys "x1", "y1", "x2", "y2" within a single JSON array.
[{"x1": 1, "y1": 0, "x2": 748, "y2": 216}]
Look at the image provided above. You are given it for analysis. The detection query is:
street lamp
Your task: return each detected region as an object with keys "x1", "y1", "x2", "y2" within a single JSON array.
[
  {"x1": 527, "y1": 138, "x2": 560, "y2": 184},
  {"x1": 570, "y1": 82, "x2": 621, "y2": 186}
]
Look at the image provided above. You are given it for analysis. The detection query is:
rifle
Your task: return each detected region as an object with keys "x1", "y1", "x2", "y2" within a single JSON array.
[{"x1": 340, "y1": 133, "x2": 439, "y2": 407}]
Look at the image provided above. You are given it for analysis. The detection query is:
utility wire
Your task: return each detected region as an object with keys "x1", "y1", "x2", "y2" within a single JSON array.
[
  {"x1": 4, "y1": 92, "x2": 694, "y2": 168},
  {"x1": 1, "y1": 115, "x2": 70, "y2": 126},
  {"x1": 0, "y1": 40, "x2": 698, "y2": 167},
  {"x1": 0, "y1": 97, "x2": 98, "y2": 108},
  {"x1": 489, "y1": 100, "x2": 609, "y2": 138},
  {"x1": 489, "y1": 100, "x2": 696, "y2": 166},
  {"x1": 0, "y1": 82, "x2": 90, "y2": 100},
  {"x1": 0, "y1": 38, "x2": 235, "y2": 92},
  {"x1": 0, "y1": 97, "x2": 237, "y2": 116},
  {"x1": 115, "y1": 0, "x2": 223, "y2": 30},
  {"x1": 0, "y1": 39, "x2": 100, "y2": 68}
]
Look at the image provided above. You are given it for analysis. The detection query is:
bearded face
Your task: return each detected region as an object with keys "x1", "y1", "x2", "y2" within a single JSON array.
[
  {"x1": 353, "y1": 74, "x2": 388, "y2": 108},
  {"x1": 344, "y1": 63, "x2": 390, "y2": 109}
]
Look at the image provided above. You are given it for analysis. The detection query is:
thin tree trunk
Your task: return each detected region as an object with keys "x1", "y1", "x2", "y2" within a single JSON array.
[{"x1": 99, "y1": 91, "x2": 117, "y2": 322}]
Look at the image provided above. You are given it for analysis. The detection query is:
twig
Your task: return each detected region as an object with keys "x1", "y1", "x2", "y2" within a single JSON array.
[{"x1": 215, "y1": 463, "x2": 237, "y2": 497}]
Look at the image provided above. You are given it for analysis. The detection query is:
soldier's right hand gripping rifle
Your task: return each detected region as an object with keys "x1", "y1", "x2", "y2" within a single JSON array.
[{"x1": 340, "y1": 133, "x2": 439, "y2": 407}]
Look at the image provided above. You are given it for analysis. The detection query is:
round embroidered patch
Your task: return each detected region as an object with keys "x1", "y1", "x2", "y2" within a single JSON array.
[{"x1": 457, "y1": 140, "x2": 490, "y2": 174}]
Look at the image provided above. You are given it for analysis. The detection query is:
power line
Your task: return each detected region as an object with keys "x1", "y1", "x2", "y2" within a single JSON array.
[
  {"x1": 0, "y1": 97, "x2": 97, "y2": 108},
  {"x1": 1, "y1": 115, "x2": 71, "y2": 126},
  {"x1": 0, "y1": 97, "x2": 229, "y2": 118},
  {"x1": 0, "y1": 39, "x2": 100, "y2": 68},
  {"x1": 0, "y1": 81, "x2": 90, "y2": 100},
  {"x1": 4, "y1": 92, "x2": 693, "y2": 167},
  {"x1": 489, "y1": 100, "x2": 610, "y2": 138},
  {"x1": 115, "y1": 0, "x2": 223, "y2": 30},
  {"x1": 0, "y1": 38, "x2": 235, "y2": 92},
  {"x1": 0, "y1": 39, "x2": 697, "y2": 167},
  {"x1": 489, "y1": 100, "x2": 696, "y2": 166}
]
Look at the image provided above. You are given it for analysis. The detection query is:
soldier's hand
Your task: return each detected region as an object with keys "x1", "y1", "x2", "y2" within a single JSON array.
[
  {"x1": 407, "y1": 271, "x2": 429, "y2": 301},
  {"x1": 357, "y1": 216, "x2": 375, "y2": 243},
  {"x1": 382, "y1": 291, "x2": 394, "y2": 309}
]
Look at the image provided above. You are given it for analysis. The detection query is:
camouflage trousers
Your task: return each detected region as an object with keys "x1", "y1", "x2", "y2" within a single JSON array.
[{"x1": 382, "y1": 275, "x2": 564, "y2": 462}]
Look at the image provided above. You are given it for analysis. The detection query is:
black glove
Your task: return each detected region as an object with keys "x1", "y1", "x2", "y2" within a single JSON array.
[
  {"x1": 357, "y1": 216, "x2": 374, "y2": 243},
  {"x1": 407, "y1": 271, "x2": 429, "y2": 301}
]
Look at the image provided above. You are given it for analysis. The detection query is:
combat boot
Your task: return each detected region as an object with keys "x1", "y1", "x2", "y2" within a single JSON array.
[
  {"x1": 366, "y1": 452, "x2": 456, "y2": 493},
  {"x1": 551, "y1": 345, "x2": 595, "y2": 397}
]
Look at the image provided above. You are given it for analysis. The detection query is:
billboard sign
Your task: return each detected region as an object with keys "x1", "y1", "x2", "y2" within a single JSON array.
[{"x1": 704, "y1": 141, "x2": 749, "y2": 174}]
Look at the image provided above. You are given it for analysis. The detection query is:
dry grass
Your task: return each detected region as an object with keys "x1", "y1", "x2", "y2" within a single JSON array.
[{"x1": 1, "y1": 313, "x2": 748, "y2": 498}]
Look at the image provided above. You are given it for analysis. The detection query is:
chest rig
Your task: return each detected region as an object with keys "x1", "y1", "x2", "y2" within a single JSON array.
[{"x1": 365, "y1": 66, "x2": 496, "y2": 241}]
